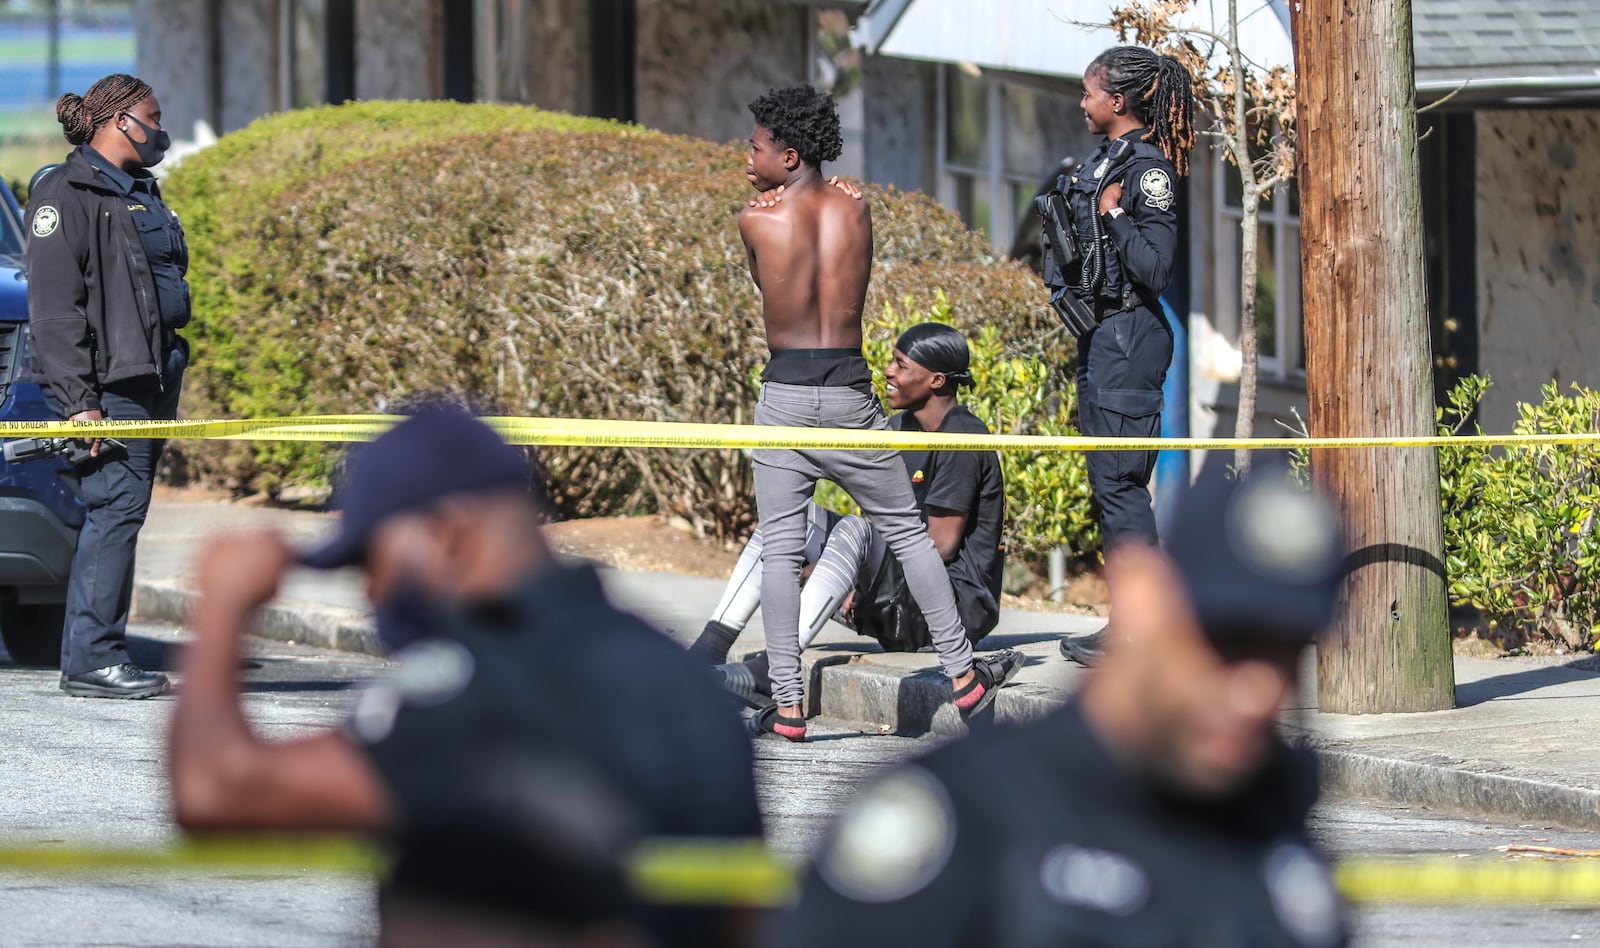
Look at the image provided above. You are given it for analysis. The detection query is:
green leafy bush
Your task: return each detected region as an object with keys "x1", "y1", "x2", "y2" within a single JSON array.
[
  {"x1": 165, "y1": 102, "x2": 1071, "y2": 539},
  {"x1": 815, "y1": 290, "x2": 1098, "y2": 563},
  {"x1": 1439, "y1": 376, "x2": 1600, "y2": 651}
]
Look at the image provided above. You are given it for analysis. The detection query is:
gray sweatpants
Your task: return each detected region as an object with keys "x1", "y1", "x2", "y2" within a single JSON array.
[{"x1": 752, "y1": 381, "x2": 973, "y2": 707}]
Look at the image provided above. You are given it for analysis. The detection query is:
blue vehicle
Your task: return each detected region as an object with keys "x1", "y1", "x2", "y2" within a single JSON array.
[{"x1": 0, "y1": 179, "x2": 85, "y2": 666}]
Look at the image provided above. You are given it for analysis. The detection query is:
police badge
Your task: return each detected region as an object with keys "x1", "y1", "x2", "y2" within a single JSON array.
[
  {"x1": 1140, "y1": 168, "x2": 1174, "y2": 211},
  {"x1": 31, "y1": 206, "x2": 59, "y2": 238}
]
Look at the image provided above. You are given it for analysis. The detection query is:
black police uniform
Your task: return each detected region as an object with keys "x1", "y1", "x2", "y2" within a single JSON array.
[
  {"x1": 26, "y1": 145, "x2": 189, "y2": 674},
  {"x1": 855, "y1": 406, "x2": 1005, "y2": 650},
  {"x1": 1066, "y1": 128, "x2": 1179, "y2": 548},
  {"x1": 347, "y1": 562, "x2": 764, "y2": 947},
  {"x1": 780, "y1": 700, "x2": 1349, "y2": 948}
]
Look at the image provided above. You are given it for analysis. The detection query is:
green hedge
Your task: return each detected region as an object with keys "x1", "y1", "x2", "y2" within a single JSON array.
[
  {"x1": 1439, "y1": 376, "x2": 1600, "y2": 651},
  {"x1": 164, "y1": 101, "x2": 1080, "y2": 544}
]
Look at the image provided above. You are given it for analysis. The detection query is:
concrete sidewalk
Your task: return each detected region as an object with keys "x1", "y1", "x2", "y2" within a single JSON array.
[{"x1": 132, "y1": 500, "x2": 1600, "y2": 830}]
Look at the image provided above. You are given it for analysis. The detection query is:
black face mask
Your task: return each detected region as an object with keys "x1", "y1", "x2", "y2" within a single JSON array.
[{"x1": 120, "y1": 113, "x2": 171, "y2": 168}]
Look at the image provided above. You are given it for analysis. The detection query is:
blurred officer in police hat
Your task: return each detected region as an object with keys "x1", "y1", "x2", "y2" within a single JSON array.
[
  {"x1": 779, "y1": 471, "x2": 1351, "y2": 948},
  {"x1": 168, "y1": 406, "x2": 763, "y2": 948}
]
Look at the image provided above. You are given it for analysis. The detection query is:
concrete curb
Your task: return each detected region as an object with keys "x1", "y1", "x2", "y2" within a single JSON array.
[
  {"x1": 814, "y1": 656, "x2": 1065, "y2": 735},
  {"x1": 813, "y1": 656, "x2": 1600, "y2": 831},
  {"x1": 133, "y1": 578, "x2": 380, "y2": 655},
  {"x1": 135, "y1": 577, "x2": 1600, "y2": 832},
  {"x1": 1313, "y1": 742, "x2": 1600, "y2": 831}
]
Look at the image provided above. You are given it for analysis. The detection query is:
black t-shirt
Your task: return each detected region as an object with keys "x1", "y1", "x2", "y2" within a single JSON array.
[
  {"x1": 781, "y1": 701, "x2": 1349, "y2": 948},
  {"x1": 348, "y1": 563, "x2": 763, "y2": 842},
  {"x1": 888, "y1": 406, "x2": 1005, "y2": 631}
]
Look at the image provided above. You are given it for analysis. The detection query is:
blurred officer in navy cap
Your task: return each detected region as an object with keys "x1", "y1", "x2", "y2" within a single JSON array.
[
  {"x1": 168, "y1": 406, "x2": 763, "y2": 948},
  {"x1": 779, "y1": 472, "x2": 1352, "y2": 948}
]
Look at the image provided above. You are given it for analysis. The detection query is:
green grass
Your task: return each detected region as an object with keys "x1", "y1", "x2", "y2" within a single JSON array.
[
  {"x1": 0, "y1": 109, "x2": 61, "y2": 139},
  {"x1": 0, "y1": 135, "x2": 67, "y2": 195},
  {"x1": 0, "y1": 34, "x2": 133, "y2": 61}
]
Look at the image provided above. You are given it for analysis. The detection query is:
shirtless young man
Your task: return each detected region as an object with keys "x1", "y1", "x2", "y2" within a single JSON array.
[{"x1": 730, "y1": 84, "x2": 1021, "y2": 742}]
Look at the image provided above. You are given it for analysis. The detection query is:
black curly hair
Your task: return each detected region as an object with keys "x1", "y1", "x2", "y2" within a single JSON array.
[{"x1": 748, "y1": 83, "x2": 844, "y2": 170}]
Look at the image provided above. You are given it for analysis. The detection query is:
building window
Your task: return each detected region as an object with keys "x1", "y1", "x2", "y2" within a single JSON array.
[
  {"x1": 475, "y1": 0, "x2": 531, "y2": 103},
  {"x1": 1213, "y1": 160, "x2": 1302, "y2": 380},
  {"x1": 936, "y1": 65, "x2": 1080, "y2": 253},
  {"x1": 279, "y1": 0, "x2": 324, "y2": 110}
]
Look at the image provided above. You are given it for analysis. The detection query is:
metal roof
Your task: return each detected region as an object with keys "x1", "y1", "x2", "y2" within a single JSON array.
[
  {"x1": 852, "y1": 0, "x2": 1295, "y2": 79},
  {"x1": 855, "y1": 0, "x2": 1600, "y2": 103},
  {"x1": 1414, "y1": 0, "x2": 1600, "y2": 104}
]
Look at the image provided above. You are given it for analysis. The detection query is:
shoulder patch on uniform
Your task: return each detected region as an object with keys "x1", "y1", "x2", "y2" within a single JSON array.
[
  {"x1": 1140, "y1": 168, "x2": 1175, "y2": 211},
  {"x1": 818, "y1": 767, "x2": 956, "y2": 903},
  {"x1": 31, "y1": 206, "x2": 59, "y2": 238},
  {"x1": 1263, "y1": 841, "x2": 1344, "y2": 946}
]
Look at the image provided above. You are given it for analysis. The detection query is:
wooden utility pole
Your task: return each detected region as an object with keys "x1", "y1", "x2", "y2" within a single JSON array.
[{"x1": 1294, "y1": 0, "x2": 1454, "y2": 712}]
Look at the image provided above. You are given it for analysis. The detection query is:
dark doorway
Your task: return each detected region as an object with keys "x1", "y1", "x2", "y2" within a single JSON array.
[
  {"x1": 591, "y1": 0, "x2": 636, "y2": 122},
  {"x1": 441, "y1": 0, "x2": 475, "y2": 102},
  {"x1": 1419, "y1": 110, "x2": 1479, "y2": 406},
  {"x1": 324, "y1": 0, "x2": 355, "y2": 103}
]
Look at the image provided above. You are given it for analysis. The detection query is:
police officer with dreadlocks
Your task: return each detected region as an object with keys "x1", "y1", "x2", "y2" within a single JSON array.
[{"x1": 1040, "y1": 47, "x2": 1195, "y2": 666}]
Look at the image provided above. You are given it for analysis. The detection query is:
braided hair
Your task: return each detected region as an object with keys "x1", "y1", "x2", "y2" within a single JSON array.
[
  {"x1": 1087, "y1": 47, "x2": 1196, "y2": 178},
  {"x1": 56, "y1": 73, "x2": 152, "y2": 145}
]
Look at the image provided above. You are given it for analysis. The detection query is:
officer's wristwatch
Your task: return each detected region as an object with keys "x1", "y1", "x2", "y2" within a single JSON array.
[{"x1": 1102, "y1": 207, "x2": 1125, "y2": 221}]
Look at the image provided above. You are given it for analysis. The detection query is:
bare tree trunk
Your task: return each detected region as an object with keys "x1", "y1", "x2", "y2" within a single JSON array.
[
  {"x1": 1225, "y1": 0, "x2": 1259, "y2": 477},
  {"x1": 1233, "y1": 188, "x2": 1261, "y2": 476},
  {"x1": 1295, "y1": 0, "x2": 1454, "y2": 713}
]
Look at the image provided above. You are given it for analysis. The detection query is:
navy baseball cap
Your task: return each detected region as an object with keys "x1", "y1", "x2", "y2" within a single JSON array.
[
  {"x1": 1164, "y1": 473, "x2": 1346, "y2": 643},
  {"x1": 299, "y1": 408, "x2": 531, "y2": 570}
]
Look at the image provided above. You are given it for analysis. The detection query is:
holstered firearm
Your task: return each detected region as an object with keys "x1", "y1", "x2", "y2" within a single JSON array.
[
  {"x1": 1034, "y1": 184, "x2": 1100, "y2": 338},
  {"x1": 3, "y1": 436, "x2": 129, "y2": 468},
  {"x1": 1034, "y1": 140, "x2": 1135, "y2": 338}
]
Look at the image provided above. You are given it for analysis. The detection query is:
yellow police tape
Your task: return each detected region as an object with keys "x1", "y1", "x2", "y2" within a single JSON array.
[
  {"x1": 3, "y1": 414, "x2": 1600, "y2": 452},
  {"x1": 1, "y1": 837, "x2": 1599, "y2": 907}
]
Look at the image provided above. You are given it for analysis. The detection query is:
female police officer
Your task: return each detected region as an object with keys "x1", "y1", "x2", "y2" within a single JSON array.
[
  {"x1": 27, "y1": 74, "x2": 188, "y2": 697},
  {"x1": 1054, "y1": 47, "x2": 1195, "y2": 665}
]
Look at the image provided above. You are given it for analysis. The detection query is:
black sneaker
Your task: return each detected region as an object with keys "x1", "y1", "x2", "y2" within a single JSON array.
[
  {"x1": 713, "y1": 659, "x2": 774, "y2": 711},
  {"x1": 1058, "y1": 630, "x2": 1106, "y2": 667},
  {"x1": 955, "y1": 648, "x2": 1025, "y2": 719}
]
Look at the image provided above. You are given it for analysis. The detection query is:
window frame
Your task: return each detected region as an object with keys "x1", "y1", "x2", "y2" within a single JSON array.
[
  {"x1": 1212, "y1": 156, "x2": 1303, "y2": 381},
  {"x1": 935, "y1": 65, "x2": 1050, "y2": 253}
]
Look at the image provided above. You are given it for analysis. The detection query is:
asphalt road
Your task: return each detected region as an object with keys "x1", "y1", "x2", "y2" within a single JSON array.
[{"x1": 4, "y1": 624, "x2": 1600, "y2": 946}]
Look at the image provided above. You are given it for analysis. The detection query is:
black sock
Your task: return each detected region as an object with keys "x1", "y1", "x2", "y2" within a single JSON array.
[{"x1": 688, "y1": 620, "x2": 740, "y2": 665}]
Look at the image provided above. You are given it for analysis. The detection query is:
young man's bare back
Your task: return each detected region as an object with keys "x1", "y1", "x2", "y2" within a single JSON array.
[
  {"x1": 713, "y1": 84, "x2": 1022, "y2": 743},
  {"x1": 738, "y1": 152, "x2": 871, "y2": 351}
]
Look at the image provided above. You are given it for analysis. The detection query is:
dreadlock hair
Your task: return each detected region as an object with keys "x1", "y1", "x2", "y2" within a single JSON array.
[
  {"x1": 56, "y1": 73, "x2": 152, "y2": 146},
  {"x1": 1087, "y1": 46, "x2": 1196, "y2": 178},
  {"x1": 895, "y1": 323, "x2": 974, "y2": 389},
  {"x1": 747, "y1": 83, "x2": 844, "y2": 171}
]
